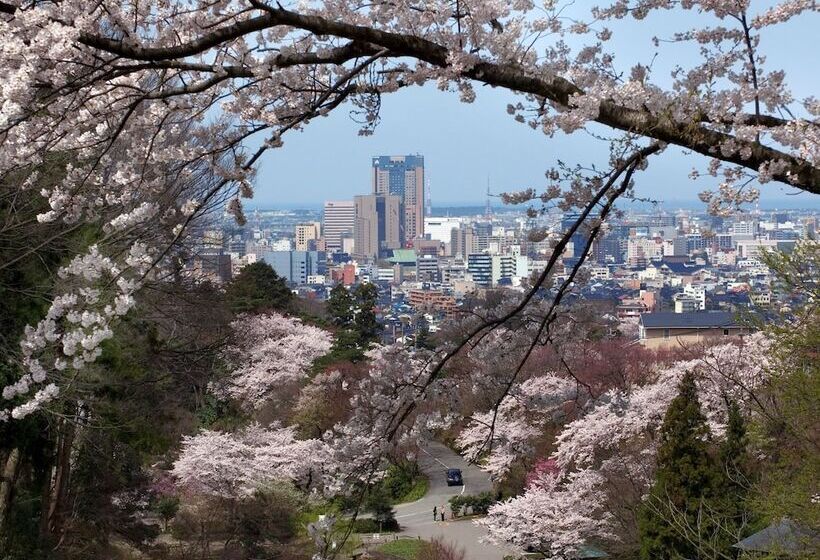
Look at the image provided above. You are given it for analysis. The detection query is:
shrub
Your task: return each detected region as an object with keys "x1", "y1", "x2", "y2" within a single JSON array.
[
  {"x1": 448, "y1": 491, "x2": 496, "y2": 516},
  {"x1": 350, "y1": 517, "x2": 399, "y2": 533},
  {"x1": 382, "y1": 461, "x2": 426, "y2": 503}
]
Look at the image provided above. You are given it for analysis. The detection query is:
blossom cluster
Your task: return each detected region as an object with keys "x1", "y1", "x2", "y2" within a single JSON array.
[
  {"x1": 210, "y1": 313, "x2": 333, "y2": 409},
  {"x1": 172, "y1": 423, "x2": 333, "y2": 498},
  {"x1": 1, "y1": 243, "x2": 153, "y2": 420}
]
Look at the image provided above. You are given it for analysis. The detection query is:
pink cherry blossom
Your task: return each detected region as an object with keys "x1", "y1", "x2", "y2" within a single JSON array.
[
  {"x1": 172, "y1": 423, "x2": 333, "y2": 498},
  {"x1": 210, "y1": 313, "x2": 332, "y2": 409}
]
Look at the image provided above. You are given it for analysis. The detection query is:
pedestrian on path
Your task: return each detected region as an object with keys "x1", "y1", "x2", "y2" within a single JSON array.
[
  {"x1": 433, "y1": 506, "x2": 437, "y2": 520},
  {"x1": 440, "y1": 505, "x2": 446, "y2": 522}
]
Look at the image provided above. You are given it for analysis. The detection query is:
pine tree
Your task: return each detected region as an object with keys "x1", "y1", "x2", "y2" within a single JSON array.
[
  {"x1": 326, "y1": 284, "x2": 354, "y2": 327},
  {"x1": 715, "y1": 398, "x2": 751, "y2": 556},
  {"x1": 353, "y1": 283, "x2": 380, "y2": 345},
  {"x1": 225, "y1": 262, "x2": 292, "y2": 313},
  {"x1": 639, "y1": 371, "x2": 720, "y2": 559}
]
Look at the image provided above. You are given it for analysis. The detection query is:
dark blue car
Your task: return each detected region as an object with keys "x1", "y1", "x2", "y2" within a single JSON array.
[{"x1": 446, "y1": 468, "x2": 463, "y2": 486}]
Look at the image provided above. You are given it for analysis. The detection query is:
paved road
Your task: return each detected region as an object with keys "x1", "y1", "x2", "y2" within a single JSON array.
[{"x1": 390, "y1": 442, "x2": 515, "y2": 560}]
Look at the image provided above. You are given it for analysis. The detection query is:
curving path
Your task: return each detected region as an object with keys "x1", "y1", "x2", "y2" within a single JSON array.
[{"x1": 392, "y1": 442, "x2": 515, "y2": 560}]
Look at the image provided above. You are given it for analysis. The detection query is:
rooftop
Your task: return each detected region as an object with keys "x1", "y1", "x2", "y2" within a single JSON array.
[
  {"x1": 640, "y1": 311, "x2": 740, "y2": 329},
  {"x1": 734, "y1": 519, "x2": 819, "y2": 553},
  {"x1": 387, "y1": 249, "x2": 417, "y2": 264}
]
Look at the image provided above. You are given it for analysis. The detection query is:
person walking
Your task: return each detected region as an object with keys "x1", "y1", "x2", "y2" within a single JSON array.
[
  {"x1": 432, "y1": 505, "x2": 437, "y2": 521},
  {"x1": 440, "y1": 505, "x2": 446, "y2": 522}
]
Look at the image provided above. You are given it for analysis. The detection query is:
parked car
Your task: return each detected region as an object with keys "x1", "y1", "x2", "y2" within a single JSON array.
[{"x1": 446, "y1": 468, "x2": 463, "y2": 486}]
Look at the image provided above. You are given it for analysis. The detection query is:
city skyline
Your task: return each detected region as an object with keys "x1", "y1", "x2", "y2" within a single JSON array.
[{"x1": 250, "y1": 137, "x2": 820, "y2": 210}]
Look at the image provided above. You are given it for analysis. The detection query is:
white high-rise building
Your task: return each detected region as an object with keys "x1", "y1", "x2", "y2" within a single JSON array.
[
  {"x1": 322, "y1": 201, "x2": 356, "y2": 253},
  {"x1": 683, "y1": 284, "x2": 706, "y2": 310}
]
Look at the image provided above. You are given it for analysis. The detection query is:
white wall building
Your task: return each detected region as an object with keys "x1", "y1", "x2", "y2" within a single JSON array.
[
  {"x1": 323, "y1": 200, "x2": 356, "y2": 252},
  {"x1": 424, "y1": 217, "x2": 463, "y2": 243},
  {"x1": 683, "y1": 284, "x2": 707, "y2": 310}
]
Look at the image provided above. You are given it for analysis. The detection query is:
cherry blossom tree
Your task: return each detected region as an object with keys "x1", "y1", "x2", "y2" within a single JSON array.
[
  {"x1": 456, "y1": 373, "x2": 576, "y2": 479},
  {"x1": 322, "y1": 344, "x2": 449, "y2": 484},
  {"x1": 210, "y1": 312, "x2": 332, "y2": 410},
  {"x1": 172, "y1": 423, "x2": 333, "y2": 498},
  {"x1": 481, "y1": 466, "x2": 615, "y2": 559}
]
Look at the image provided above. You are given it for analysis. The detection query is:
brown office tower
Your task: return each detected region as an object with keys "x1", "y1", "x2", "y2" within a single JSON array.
[
  {"x1": 372, "y1": 155, "x2": 424, "y2": 246},
  {"x1": 354, "y1": 194, "x2": 403, "y2": 261}
]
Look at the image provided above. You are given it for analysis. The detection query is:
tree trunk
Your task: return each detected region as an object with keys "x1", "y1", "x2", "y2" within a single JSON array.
[
  {"x1": 43, "y1": 419, "x2": 76, "y2": 540},
  {"x1": 0, "y1": 447, "x2": 21, "y2": 530}
]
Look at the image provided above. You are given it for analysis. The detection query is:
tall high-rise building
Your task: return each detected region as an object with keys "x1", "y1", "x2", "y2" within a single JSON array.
[
  {"x1": 372, "y1": 155, "x2": 425, "y2": 244},
  {"x1": 322, "y1": 201, "x2": 355, "y2": 253},
  {"x1": 354, "y1": 194, "x2": 403, "y2": 261},
  {"x1": 467, "y1": 253, "x2": 493, "y2": 287},
  {"x1": 294, "y1": 222, "x2": 321, "y2": 251}
]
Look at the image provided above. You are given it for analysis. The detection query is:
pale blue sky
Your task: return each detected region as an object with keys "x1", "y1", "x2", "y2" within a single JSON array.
[{"x1": 249, "y1": 4, "x2": 819, "y2": 209}]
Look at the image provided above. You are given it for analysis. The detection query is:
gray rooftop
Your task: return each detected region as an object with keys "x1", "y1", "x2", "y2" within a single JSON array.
[
  {"x1": 734, "y1": 519, "x2": 819, "y2": 553},
  {"x1": 640, "y1": 311, "x2": 739, "y2": 329}
]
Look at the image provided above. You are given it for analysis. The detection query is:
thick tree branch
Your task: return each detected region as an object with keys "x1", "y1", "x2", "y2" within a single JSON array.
[{"x1": 75, "y1": 6, "x2": 820, "y2": 192}]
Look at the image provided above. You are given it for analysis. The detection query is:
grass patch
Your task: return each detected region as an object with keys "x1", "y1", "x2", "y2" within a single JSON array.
[
  {"x1": 377, "y1": 538, "x2": 425, "y2": 559},
  {"x1": 393, "y1": 475, "x2": 428, "y2": 504}
]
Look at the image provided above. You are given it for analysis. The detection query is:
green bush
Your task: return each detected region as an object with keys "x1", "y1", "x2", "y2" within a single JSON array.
[
  {"x1": 382, "y1": 461, "x2": 427, "y2": 503},
  {"x1": 350, "y1": 517, "x2": 399, "y2": 533},
  {"x1": 448, "y1": 491, "x2": 496, "y2": 516}
]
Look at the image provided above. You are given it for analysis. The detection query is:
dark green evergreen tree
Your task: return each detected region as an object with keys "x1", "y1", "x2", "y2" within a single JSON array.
[
  {"x1": 720, "y1": 399, "x2": 749, "y2": 492},
  {"x1": 638, "y1": 371, "x2": 720, "y2": 560},
  {"x1": 326, "y1": 284, "x2": 354, "y2": 327},
  {"x1": 353, "y1": 283, "x2": 380, "y2": 345},
  {"x1": 715, "y1": 398, "x2": 751, "y2": 556},
  {"x1": 415, "y1": 318, "x2": 435, "y2": 350},
  {"x1": 225, "y1": 262, "x2": 292, "y2": 313},
  {"x1": 364, "y1": 485, "x2": 397, "y2": 531}
]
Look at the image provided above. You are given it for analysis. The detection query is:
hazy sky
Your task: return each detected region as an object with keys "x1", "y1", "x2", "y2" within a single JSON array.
[{"x1": 249, "y1": 5, "x2": 819, "y2": 209}]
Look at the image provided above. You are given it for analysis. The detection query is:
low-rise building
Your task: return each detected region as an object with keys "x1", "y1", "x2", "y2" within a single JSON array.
[
  {"x1": 638, "y1": 311, "x2": 752, "y2": 349},
  {"x1": 407, "y1": 289, "x2": 458, "y2": 316}
]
